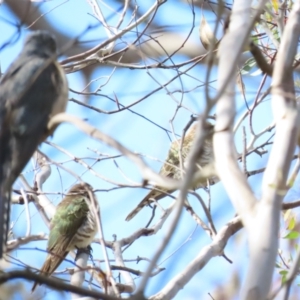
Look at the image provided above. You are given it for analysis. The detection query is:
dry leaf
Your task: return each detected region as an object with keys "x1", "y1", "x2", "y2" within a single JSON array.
[{"x1": 199, "y1": 15, "x2": 218, "y2": 51}]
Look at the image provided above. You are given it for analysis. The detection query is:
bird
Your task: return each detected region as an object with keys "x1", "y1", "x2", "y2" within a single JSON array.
[
  {"x1": 31, "y1": 182, "x2": 99, "y2": 292},
  {"x1": 0, "y1": 31, "x2": 68, "y2": 258},
  {"x1": 125, "y1": 122, "x2": 217, "y2": 221}
]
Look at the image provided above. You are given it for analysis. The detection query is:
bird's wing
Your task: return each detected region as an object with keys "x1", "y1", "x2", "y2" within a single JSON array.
[
  {"x1": 45, "y1": 196, "x2": 89, "y2": 272},
  {"x1": 125, "y1": 187, "x2": 173, "y2": 221},
  {"x1": 126, "y1": 122, "x2": 216, "y2": 222},
  {"x1": 0, "y1": 56, "x2": 67, "y2": 183},
  {"x1": 0, "y1": 56, "x2": 62, "y2": 135},
  {"x1": 125, "y1": 139, "x2": 184, "y2": 222},
  {"x1": 31, "y1": 193, "x2": 90, "y2": 292},
  {"x1": 31, "y1": 195, "x2": 89, "y2": 293},
  {"x1": 125, "y1": 163, "x2": 177, "y2": 221},
  {"x1": 0, "y1": 57, "x2": 67, "y2": 259}
]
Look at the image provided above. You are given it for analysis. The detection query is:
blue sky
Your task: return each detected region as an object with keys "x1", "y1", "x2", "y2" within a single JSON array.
[{"x1": 1, "y1": 1, "x2": 297, "y2": 299}]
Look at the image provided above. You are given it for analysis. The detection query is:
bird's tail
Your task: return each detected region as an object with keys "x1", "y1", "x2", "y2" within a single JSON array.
[
  {"x1": 31, "y1": 251, "x2": 68, "y2": 292},
  {"x1": 0, "y1": 117, "x2": 13, "y2": 259},
  {"x1": 125, "y1": 198, "x2": 149, "y2": 221},
  {"x1": 125, "y1": 188, "x2": 170, "y2": 221},
  {"x1": 0, "y1": 179, "x2": 11, "y2": 259}
]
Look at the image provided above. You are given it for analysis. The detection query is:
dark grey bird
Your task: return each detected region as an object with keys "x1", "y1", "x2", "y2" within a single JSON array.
[{"x1": 0, "y1": 31, "x2": 69, "y2": 258}]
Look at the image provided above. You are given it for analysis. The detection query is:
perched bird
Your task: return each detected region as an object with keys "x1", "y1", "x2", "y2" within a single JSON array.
[
  {"x1": 31, "y1": 182, "x2": 99, "y2": 292},
  {"x1": 0, "y1": 31, "x2": 68, "y2": 258},
  {"x1": 125, "y1": 122, "x2": 217, "y2": 221}
]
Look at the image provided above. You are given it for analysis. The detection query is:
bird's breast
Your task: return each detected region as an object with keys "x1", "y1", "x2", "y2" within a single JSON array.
[
  {"x1": 49, "y1": 62, "x2": 68, "y2": 117},
  {"x1": 71, "y1": 209, "x2": 98, "y2": 248}
]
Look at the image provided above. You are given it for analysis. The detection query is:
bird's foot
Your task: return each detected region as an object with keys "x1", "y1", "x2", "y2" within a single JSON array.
[
  {"x1": 33, "y1": 181, "x2": 38, "y2": 192},
  {"x1": 75, "y1": 245, "x2": 94, "y2": 263},
  {"x1": 204, "y1": 186, "x2": 210, "y2": 193}
]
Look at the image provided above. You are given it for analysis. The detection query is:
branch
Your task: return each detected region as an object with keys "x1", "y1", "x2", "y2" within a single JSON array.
[
  {"x1": 242, "y1": 2, "x2": 300, "y2": 299},
  {"x1": 47, "y1": 113, "x2": 213, "y2": 193},
  {"x1": 150, "y1": 216, "x2": 242, "y2": 300},
  {"x1": 0, "y1": 270, "x2": 123, "y2": 300},
  {"x1": 137, "y1": 118, "x2": 212, "y2": 293}
]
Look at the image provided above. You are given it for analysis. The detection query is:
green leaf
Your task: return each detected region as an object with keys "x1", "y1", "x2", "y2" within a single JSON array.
[
  {"x1": 241, "y1": 58, "x2": 257, "y2": 75},
  {"x1": 280, "y1": 270, "x2": 288, "y2": 285},
  {"x1": 288, "y1": 217, "x2": 296, "y2": 230},
  {"x1": 284, "y1": 231, "x2": 300, "y2": 240},
  {"x1": 281, "y1": 275, "x2": 287, "y2": 285},
  {"x1": 271, "y1": 27, "x2": 280, "y2": 43},
  {"x1": 251, "y1": 35, "x2": 259, "y2": 45},
  {"x1": 199, "y1": 15, "x2": 218, "y2": 51}
]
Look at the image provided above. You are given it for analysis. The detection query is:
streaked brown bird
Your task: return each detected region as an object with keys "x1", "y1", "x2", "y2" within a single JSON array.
[
  {"x1": 125, "y1": 122, "x2": 217, "y2": 221},
  {"x1": 0, "y1": 31, "x2": 68, "y2": 258},
  {"x1": 31, "y1": 182, "x2": 99, "y2": 292}
]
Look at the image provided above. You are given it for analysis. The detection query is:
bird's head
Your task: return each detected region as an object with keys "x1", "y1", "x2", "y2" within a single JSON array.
[
  {"x1": 24, "y1": 31, "x2": 57, "y2": 58},
  {"x1": 68, "y1": 182, "x2": 94, "y2": 198},
  {"x1": 67, "y1": 182, "x2": 99, "y2": 210}
]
